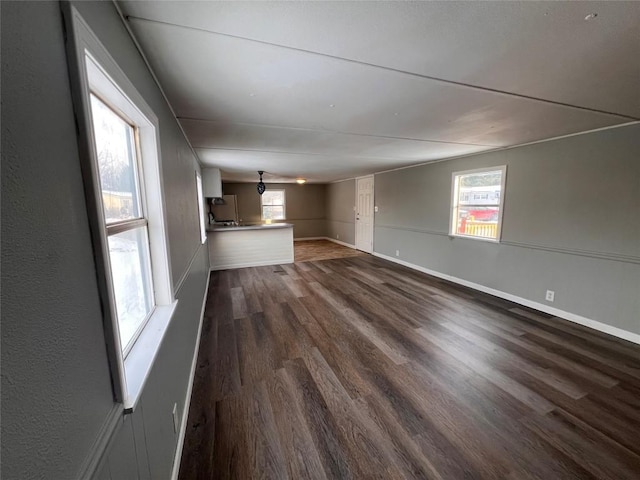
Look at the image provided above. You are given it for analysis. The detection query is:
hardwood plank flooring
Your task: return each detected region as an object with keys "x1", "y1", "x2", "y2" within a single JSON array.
[
  {"x1": 294, "y1": 239, "x2": 367, "y2": 262},
  {"x1": 179, "y1": 255, "x2": 640, "y2": 479}
]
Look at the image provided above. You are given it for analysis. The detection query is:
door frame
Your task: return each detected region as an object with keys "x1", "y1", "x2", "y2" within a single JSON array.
[{"x1": 355, "y1": 175, "x2": 375, "y2": 253}]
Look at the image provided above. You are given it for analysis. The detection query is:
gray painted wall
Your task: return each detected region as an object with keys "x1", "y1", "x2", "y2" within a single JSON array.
[
  {"x1": 71, "y1": 0, "x2": 203, "y2": 287},
  {"x1": 326, "y1": 179, "x2": 356, "y2": 245},
  {"x1": 2, "y1": 2, "x2": 209, "y2": 479},
  {"x1": 374, "y1": 124, "x2": 640, "y2": 335},
  {"x1": 222, "y1": 182, "x2": 327, "y2": 238}
]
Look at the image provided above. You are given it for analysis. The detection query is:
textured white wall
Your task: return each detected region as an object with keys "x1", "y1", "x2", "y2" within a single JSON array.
[
  {"x1": 1, "y1": 3, "x2": 116, "y2": 478},
  {"x1": 1, "y1": 2, "x2": 210, "y2": 479}
]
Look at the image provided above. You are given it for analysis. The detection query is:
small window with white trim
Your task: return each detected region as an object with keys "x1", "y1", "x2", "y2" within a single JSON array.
[
  {"x1": 450, "y1": 166, "x2": 506, "y2": 241},
  {"x1": 195, "y1": 172, "x2": 207, "y2": 244},
  {"x1": 65, "y1": 5, "x2": 176, "y2": 411},
  {"x1": 261, "y1": 189, "x2": 286, "y2": 220}
]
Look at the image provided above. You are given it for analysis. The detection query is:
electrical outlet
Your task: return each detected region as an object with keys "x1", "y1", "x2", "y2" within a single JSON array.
[
  {"x1": 336, "y1": 234, "x2": 339, "y2": 239},
  {"x1": 172, "y1": 403, "x2": 179, "y2": 434},
  {"x1": 374, "y1": 206, "x2": 379, "y2": 213},
  {"x1": 395, "y1": 250, "x2": 400, "y2": 257},
  {"x1": 545, "y1": 290, "x2": 555, "y2": 302}
]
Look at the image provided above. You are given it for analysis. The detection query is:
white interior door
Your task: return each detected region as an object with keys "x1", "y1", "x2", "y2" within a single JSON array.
[{"x1": 355, "y1": 175, "x2": 374, "y2": 253}]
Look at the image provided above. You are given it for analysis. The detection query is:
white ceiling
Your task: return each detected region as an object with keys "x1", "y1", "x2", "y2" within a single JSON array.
[{"x1": 118, "y1": 1, "x2": 639, "y2": 183}]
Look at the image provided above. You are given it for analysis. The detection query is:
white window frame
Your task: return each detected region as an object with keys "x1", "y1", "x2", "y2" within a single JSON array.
[
  {"x1": 88, "y1": 92, "x2": 155, "y2": 358},
  {"x1": 195, "y1": 172, "x2": 207, "y2": 244},
  {"x1": 261, "y1": 189, "x2": 287, "y2": 220},
  {"x1": 450, "y1": 165, "x2": 507, "y2": 242},
  {"x1": 64, "y1": 5, "x2": 176, "y2": 412}
]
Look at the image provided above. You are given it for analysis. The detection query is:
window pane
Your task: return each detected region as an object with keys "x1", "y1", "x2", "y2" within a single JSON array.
[
  {"x1": 452, "y1": 168, "x2": 503, "y2": 240},
  {"x1": 108, "y1": 227, "x2": 154, "y2": 351},
  {"x1": 458, "y1": 170, "x2": 502, "y2": 206},
  {"x1": 90, "y1": 94, "x2": 142, "y2": 223},
  {"x1": 454, "y1": 208, "x2": 499, "y2": 239},
  {"x1": 261, "y1": 190, "x2": 284, "y2": 206},
  {"x1": 262, "y1": 205, "x2": 285, "y2": 220},
  {"x1": 459, "y1": 206, "x2": 500, "y2": 222}
]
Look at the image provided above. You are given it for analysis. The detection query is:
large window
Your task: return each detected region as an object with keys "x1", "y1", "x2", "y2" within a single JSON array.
[
  {"x1": 451, "y1": 166, "x2": 506, "y2": 241},
  {"x1": 65, "y1": 5, "x2": 175, "y2": 411},
  {"x1": 261, "y1": 189, "x2": 286, "y2": 220},
  {"x1": 89, "y1": 94, "x2": 154, "y2": 354}
]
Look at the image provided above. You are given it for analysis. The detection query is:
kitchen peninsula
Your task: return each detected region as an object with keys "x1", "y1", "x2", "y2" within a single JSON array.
[{"x1": 207, "y1": 223, "x2": 294, "y2": 270}]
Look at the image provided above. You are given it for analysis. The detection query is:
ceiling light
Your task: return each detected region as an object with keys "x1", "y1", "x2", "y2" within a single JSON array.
[
  {"x1": 329, "y1": 104, "x2": 335, "y2": 108},
  {"x1": 585, "y1": 13, "x2": 598, "y2": 20},
  {"x1": 296, "y1": 178, "x2": 306, "y2": 184}
]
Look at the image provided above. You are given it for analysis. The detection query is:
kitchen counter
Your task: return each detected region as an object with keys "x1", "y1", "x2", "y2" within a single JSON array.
[
  {"x1": 206, "y1": 222, "x2": 293, "y2": 232},
  {"x1": 207, "y1": 223, "x2": 294, "y2": 270}
]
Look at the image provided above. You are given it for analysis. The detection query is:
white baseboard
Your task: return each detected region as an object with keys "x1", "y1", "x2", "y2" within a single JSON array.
[
  {"x1": 325, "y1": 237, "x2": 357, "y2": 249},
  {"x1": 171, "y1": 271, "x2": 211, "y2": 480},
  {"x1": 373, "y1": 252, "x2": 640, "y2": 345},
  {"x1": 295, "y1": 236, "x2": 357, "y2": 250}
]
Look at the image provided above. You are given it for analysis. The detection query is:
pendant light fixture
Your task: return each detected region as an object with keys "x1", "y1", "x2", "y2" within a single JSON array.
[{"x1": 256, "y1": 171, "x2": 266, "y2": 195}]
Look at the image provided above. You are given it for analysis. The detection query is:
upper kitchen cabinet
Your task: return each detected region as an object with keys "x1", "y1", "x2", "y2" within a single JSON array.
[{"x1": 202, "y1": 167, "x2": 222, "y2": 198}]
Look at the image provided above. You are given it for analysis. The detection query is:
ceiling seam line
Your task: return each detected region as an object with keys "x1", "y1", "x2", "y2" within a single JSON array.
[
  {"x1": 176, "y1": 117, "x2": 501, "y2": 147},
  {"x1": 193, "y1": 146, "x2": 487, "y2": 160},
  {"x1": 126, "y1": 15, "x2": 639, "y2": 121},
  {"x1": 112, "y1": 3, "x2": 205, "y2": 167},
  {"x1": 371, "y1": 120, "x2": 640, "y2": 177}
]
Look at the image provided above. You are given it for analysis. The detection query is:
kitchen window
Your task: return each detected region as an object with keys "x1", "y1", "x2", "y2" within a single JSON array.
[
  {"x1": 65, "y1": 5, "x2": 175, "y2": 411},
  {"x1": 261, "y1": 189, "x2": 286, "y2": 220},
  {"x1": 450, "y1": 166, "x2": 506, "y2": 241}
]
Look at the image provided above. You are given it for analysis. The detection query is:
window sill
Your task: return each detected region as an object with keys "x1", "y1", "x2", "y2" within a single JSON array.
[
  {"x1": 123, "y1": 300, "x2": 178, "y2": 413},
  {"x1": 449, "y1": 234, "x2": 500, "y2": 243}
]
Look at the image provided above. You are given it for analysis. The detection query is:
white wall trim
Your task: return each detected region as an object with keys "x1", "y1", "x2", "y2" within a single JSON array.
[
  {"x1": 325, "y1": 237, "x2": 357, "y2": 249},
  {"x1": 175, "y1": 243, "x2": 209, "y2": 295},
  {"x1": 372, "y1": 121, "x2": 640, "y2": 179},
  {"x1": 327, "y1": 219, "x2": 356, "y2": 225},
  {"x1": 170, "y1": 270, "x2": 211, "y2": 480},
  {"x1": 75, "y1": 404, "x2": 124, "y2": 480},
  {"x1": 372, "y1": 252, "x2": 640, "y2": 345},
  {"x1": 374, "y1": 224, "x2": 640, "y2": 264},
  {"x1": 294, "y1": 236, "x2": 358, "y2": 249},
  {"x1": 124, "y1": 301, "x2": 178, "y2": 413}
]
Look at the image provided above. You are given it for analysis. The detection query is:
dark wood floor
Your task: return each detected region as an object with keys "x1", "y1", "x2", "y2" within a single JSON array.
[{"x1": 179, "y1": 255, "x2": 640, "y2": 480}]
